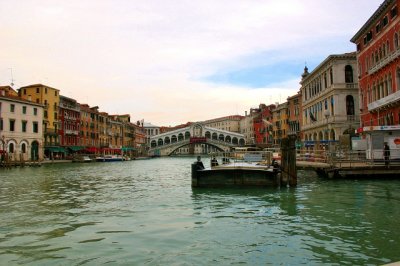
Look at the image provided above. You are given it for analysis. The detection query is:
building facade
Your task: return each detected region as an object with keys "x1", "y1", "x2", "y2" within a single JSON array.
[
  {"x1": 0, "y1": 90, "x2": 44, "y2": 161},
  {"x1": 59, "y1": 95, "x2": 80, "y2": 148},
  {"x1": 272, "y1": 102, "x2": 289, "y2": 146},
  {"x1": 18, "y1": 84, "x2": 60, "y2": 151},
  {"x1": 287, "y1": 92, "x2": 302, "y2": 146},
  {"x1": 351, "y1": 0, "x2": 400, "y2": 159},
  {"x1": 203, "y1": 115, "x2": 243, "y2": 133},
  {"x1": 300, "y1": 54, "x2": 360, "y2": 150}
]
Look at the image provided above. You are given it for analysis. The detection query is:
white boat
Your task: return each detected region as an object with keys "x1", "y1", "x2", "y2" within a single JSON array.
[
  {"x1": 72, "y1": 155, "x2": 92, "y2": 163},
  {"x1": 191, "y1": 152, "x2": 280, "y2": 187},
  {"x1": 96, "y1": 155, "x2": 124, "y2": 162}
]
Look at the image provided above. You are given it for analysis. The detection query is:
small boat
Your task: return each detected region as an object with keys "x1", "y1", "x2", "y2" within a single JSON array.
[
  {"x1": 96, "y1": 155, "x2": 124, "y2": 162},
  {"x1": 191, "y1": 152, "x2": 280, "y2": 188},
  {"x1": 72, "y1": 155, "x2": 92, "y2": 163}
]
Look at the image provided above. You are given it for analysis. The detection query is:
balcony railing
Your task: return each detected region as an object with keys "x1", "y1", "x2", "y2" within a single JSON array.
[
  {"x1": 59, "y1": 102, "x2": 80, "y2": 112},
  {"x1": 302, "y1": 115, "x2": 360, "y2": 131},
  {"x1": 65, "y1": 129, "x2": 79, "y2": 135},
  {"x1": 368, "y1": 90, "x2": 400, "y2": 112},
  {"x1": 368, "y1": 49, "x2": 400, "y2": 75}
]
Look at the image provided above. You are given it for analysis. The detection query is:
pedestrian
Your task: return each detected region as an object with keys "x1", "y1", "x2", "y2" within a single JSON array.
[
  {"x1": 196, "y1": 156, "x2": 205, "y2": 170},
  {"x1": 383, "y1": 142, "x2": 390, "y2": 167}
]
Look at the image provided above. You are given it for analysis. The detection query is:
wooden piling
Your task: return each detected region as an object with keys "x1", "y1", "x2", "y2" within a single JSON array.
[{"x1": 280, "y1": 136, "x2": 297, "y2": 187}]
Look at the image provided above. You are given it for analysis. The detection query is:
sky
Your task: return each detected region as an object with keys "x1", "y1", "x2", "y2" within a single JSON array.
[{"x1": 0, "y1": 0, "x2": 383, "y2": 126}]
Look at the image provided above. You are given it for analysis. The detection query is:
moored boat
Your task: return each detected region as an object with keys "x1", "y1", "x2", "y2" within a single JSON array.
[
  {"x1": 191, "y1": 153, "x2": 280, "y2": 188},
  {"x1": 72, "y1": 155, "x2": 92, "y2": 163},
  {"x1": 96, "y1": 155, "x2": 124, "y2": 162}
]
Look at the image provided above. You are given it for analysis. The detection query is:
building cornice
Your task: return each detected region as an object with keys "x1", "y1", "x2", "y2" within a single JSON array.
[{"x1": 350, "y1": 0, "x2": 393, "y2": 43}]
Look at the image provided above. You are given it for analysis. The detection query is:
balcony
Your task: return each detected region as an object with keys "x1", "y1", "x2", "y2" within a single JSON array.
[
  {"x1": 65, "y1": 129, "x2": 79, "y2": 135},
  {"x1": 368, "y1": 49, "x2": 400, "y2": 75},
  {"x1": 302, "y1": 115, "x2": 360, "y2": 131},
  {"x1": 368, "y1": 90, "x2": 400, "y2": 112},
  {"x1": 59, "y1": 102, "x2": 80, "y2": 112}
]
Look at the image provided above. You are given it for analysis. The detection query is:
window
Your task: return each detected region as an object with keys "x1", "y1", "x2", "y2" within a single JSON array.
[
  {"x1": 54, "y1": 112, "x2": 58, "y2": 120},
  {"x1": 391, "y1": 6, "x2": 398, "y2": 18},
  {"x1": 33, "y1": 108, "x2": 38, "y2": 115},
  {"x1": 23, "y1": 89, "x2": 26, "y2": 95},
  {"x1": 9, "y1": 143, "x2": 14, "y2": 153},
  {"x1": 383, "y1": 16, "x2": 388, "y2": 27},
  {"x1": 36, "y1": 99, "x2": 39, "y2": 103},
  {"x1": 44, "y1": 111, "x2": 48, "y2": 118},
  {"x1": 55, "y1": 91, "x2": 58, "y2": 96},
  {"x1": 21, "y1": 143, "x2": 26, "y2": 153},
  {"x1": 45, "y1": 87, "x2": 48, "y2": 94},
  {"x1": 0, "y1": 118, "x2": 3, "y2": 130},
  {"x1": 9, "y1": 119, "x2": 15, "y2": 131},
  {"x1": 33, "y1": 121, "x2": 39, "y2": 133},
  {"x1": 10, "y1": 104, "x2": 15, "y2": 112},
  {"x1": 345, "y1": 65, "x2": 354, "y2": 83},
  {"x1": 22, "y1": 120, "x2": 27, "y2": 132},
  {"x1": 22, "y1": 106, "x2": 27, "y2": 114},
  {"x1": 36, "y1": 88, "x2": 39, "y2": 93}
]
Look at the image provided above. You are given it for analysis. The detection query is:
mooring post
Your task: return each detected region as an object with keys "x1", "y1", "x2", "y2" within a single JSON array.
[{"x1": 280, "y1": 136, "x2": 297, "y2": 187}]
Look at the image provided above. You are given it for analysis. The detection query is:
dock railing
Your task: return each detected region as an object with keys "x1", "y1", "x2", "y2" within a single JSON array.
[
  {"x1": 208, "y1": 151, "x2": 274, "y2": 168},
  {"x1": 296, "y1": 148, "x2": 400, "y2": 168}
]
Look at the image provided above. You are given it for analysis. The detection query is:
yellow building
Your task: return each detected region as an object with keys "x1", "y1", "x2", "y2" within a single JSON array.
[
  {"x1": 19, "y1": 84, "x2": 60, "y2": 148},
  {"x1": 272, "y1": 102, "x2": 289, "y2": 146}
]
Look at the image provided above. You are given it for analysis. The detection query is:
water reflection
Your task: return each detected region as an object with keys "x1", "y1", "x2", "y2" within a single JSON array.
[{"x1": 1, "y1": 158, "x2": 400, "y2": 265}]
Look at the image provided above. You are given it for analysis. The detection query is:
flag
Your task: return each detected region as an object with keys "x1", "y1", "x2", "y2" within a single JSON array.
[{"x1": 310, "y1": 112, "x2": 317, "y2": 122}]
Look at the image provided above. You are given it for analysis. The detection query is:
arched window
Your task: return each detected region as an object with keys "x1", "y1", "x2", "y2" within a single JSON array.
[
  {"x1": 345, "y1": 65, "x2": 354, "y2": 83},
  {"x1": 346, "y1": 95, "x2": 355, "y2": 116},
  {"x1": 21, "y1": 143, "x2": 26, "y2": 153},
  {"x1": 395, "y1": 33, "x2": 399, "y2": 50},
  {"x1": 329, "y1": 68, "x2": 333, "y2": 84},
  {"x1": 9, "y1": 143, "x2": 14, "y2": 153}
]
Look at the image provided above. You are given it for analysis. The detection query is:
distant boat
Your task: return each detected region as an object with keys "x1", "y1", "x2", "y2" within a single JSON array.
[
  {"x1": 96, "y1": 155, "x2": 124, "y2": 162},
  {"x1": 72, "y1": 155, "x2": 92, "y2": 163}
]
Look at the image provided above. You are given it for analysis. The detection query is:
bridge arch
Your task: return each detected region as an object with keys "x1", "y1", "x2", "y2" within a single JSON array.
[
  {"x1": 178, "y1": 133, "x2": 184, "y2": 141},
  {"x1": 218, "y1": 134, "x2": 224, "y2": 141},
  {"x1": 168, "y1": 141, "x2": 225, "y2": 156},
  {"x1": 171, "y1": 135, "x2": 177, "y2": 143},
  {"x1": 232, "y1": 137, "x2": 238, "y2": 145},
  {"x1": 185, "y1": 131, "x2": 190, "y2": 139},
  {"x1": 151, "y1": 140, "x2": 157, "y2": 147},
  {"x1": 165, "y1": 136, "x2": 170, "y2": 145},
  {"x1": 158, "y1": 138, "x2": 163, "y2": 146},
  {"x1": 239, "y1": 138, "x2": 245, "y2": 146},
  {"x1": 205, "y1": 131, "x2": 211, "y2": 139},
  {"x1": 225, "y1": 136, "x2": 231, "y2": 143}
]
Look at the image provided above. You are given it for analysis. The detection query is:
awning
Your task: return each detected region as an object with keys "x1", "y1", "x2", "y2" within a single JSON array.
[
  {"x1": 84, "y1": 147, "x2": 99, "y2": 153},
  {"x1": 67, "y1": 146, "x2": 85, "y2": 152},
  {"x1": 46, "y1": 147, "x2": 66, "y2": 153},
  {"x1": 122, "y1": 147, "x2": 136, "y2": 151}
]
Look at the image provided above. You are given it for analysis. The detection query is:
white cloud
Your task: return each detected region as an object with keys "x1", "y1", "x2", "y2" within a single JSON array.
[{"x1": 0, "y1": 0, "x2": 382, "y2": 125}]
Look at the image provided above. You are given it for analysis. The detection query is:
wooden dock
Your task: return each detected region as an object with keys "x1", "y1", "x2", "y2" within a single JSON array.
[{"x1": 295, "y1": 160, "x2": 400, "y2": 178}]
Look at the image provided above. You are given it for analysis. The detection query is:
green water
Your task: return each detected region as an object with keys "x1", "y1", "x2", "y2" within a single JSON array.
[{"x1": 0, "y1": 157, "x2": 399, "y2": 265}]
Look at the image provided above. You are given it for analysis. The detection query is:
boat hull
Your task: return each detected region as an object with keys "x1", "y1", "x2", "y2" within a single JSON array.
[{"x1": 191, "y1": 164, "x2": 280, "y2": 187}]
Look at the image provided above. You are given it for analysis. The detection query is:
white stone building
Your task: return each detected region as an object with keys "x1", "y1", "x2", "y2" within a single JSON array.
[
  {"x1": 300, "y1": 53, "x2": 360, "y2": 150},
  {"x1": 0, "y1": 91, "x2": 44, "y2": 161}
]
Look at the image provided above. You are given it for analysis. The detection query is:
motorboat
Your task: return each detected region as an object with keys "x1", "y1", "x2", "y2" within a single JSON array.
[
  {"x1": 72, "y1": 155, "x2": 92, "y2": 163},
  {"x1": 191, "y1": 152, "x2": 280, "y2": 187},
  {"x1": 95, "y1": 155, "x2": 124, "y2": 162}
]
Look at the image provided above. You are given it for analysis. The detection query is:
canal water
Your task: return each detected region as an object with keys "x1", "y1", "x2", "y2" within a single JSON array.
[{"x1": 0, "y1": 157, "x2": 399, "y2": 265}]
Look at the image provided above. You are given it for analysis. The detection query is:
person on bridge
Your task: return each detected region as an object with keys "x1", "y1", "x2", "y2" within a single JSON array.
[{"x1": 383, "y1": 142, "x2": 390, "y2": 167}]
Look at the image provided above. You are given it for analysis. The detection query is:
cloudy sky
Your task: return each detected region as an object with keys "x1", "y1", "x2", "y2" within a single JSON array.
[{"x1": 0, "y1": 0, "x2": 382, "y2": 126}]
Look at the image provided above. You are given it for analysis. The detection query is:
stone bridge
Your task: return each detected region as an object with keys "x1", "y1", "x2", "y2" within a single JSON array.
[{"x1": 148, "y1": 123, "x2": 246, "y2": 156}]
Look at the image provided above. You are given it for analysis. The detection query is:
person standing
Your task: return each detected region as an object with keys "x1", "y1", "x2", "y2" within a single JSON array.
[{"x1": 384, "y1": 142, "x2": 390, "y2": 167}]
